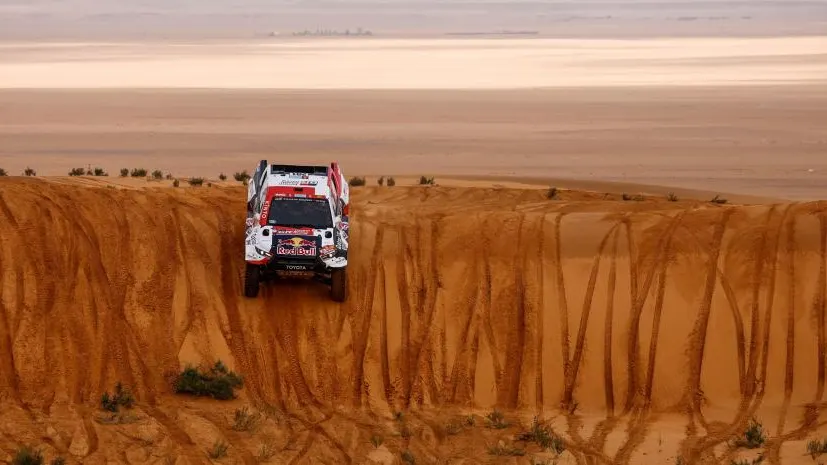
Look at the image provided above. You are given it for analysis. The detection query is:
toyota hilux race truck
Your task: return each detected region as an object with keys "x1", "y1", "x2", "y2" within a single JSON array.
[{"x1": 244, "y1": 160, "x2": 350, "y2": 302}]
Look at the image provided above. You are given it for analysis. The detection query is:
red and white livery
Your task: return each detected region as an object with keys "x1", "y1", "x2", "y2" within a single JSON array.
[{"x1": 244, "y1": 160, "x2": 350, "y2": 302}]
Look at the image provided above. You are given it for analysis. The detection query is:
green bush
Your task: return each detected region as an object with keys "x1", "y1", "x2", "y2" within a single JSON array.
[
  {"x1": 173, "y1": 360, "x2": 244, "y2": 400},
  {"x1": 349, "y1": 176, "x2": 366, "y2": 186},
  {"x1": 377, "y1": 176, "x2": 385, "y2": 186},
  {"x1": 485, "y1": 409, "x2": 510, "y2": 429},
  {"x1": 807, "y1": 438, "x2": 827, "y2": 459},
  {"x1": 0, "y1": 168, "x2": 8, "y2": 176},
  {"x1": 419, "y1": 176, "x2": 434, "y2": 185},
  {"x1": 370, "y1": 434, "x2": 383, "y2": 448},
  {"x1": 734, "y1": 418, "x2": 765, "y2": 449},
  {"x1": 11, "y1": 446, "x2": 43, "y2": 465},
  {"x1": 130, "y1": 168, "x2": 147, "y2": 177},
  {"x1": 68, "y1": 167, "x2": 86, "y2": 176},
  {"x1": 232, "y1": 406, "x2": 261, "y2": 432},
  {"x1": 667, "y1": 192, "x2": 678, "y2": 202},
  {"x1": 101, "y1": 382, "x2": 135, "y2": 412},
  {"x1": 23, "y1": 167, "x2": 36, "y2": 176},
  {"x1": 517, "y1": 417, "x2": 565, "y2": 455},
  {"x1": 546, "y1": 187, "x2": 559, "y2": 200},
  {"x1": 219, "y1": 173, "x2": 227, "y2": 181},
  {"x1": 387, "y1": 177, "x2": 396, "y2": 187},
  {"x1": 208, "y1": 440, "x2": 229, "y2": 459},
  {"x1": 234, "y1": 170, "x2": 251, "y2": 182},
  {"x1": 152, "y1": 170, "x2": 163, "y2": 180},
  {"x1": 173, "y1": 179, "x2": 180, "y2": 188},
  {"x1": 188, "y1": 177, "x2": 205, "y2": 186},
  {"x1": 120, "y1": 168, "x2": 129, "y2": 177}
]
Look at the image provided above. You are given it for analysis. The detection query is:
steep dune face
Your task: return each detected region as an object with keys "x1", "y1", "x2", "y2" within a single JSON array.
[{"x1": 1, "y1": 178, "x2": 826, "y2": 463}]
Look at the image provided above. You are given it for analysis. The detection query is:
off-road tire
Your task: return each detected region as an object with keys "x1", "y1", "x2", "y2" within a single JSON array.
[
  {"x1": 331, "y1": 267, "x2": 347, "y2": 302},
  {"x1": 244, "y1": 264, "x2": 260, "y2": 298}
]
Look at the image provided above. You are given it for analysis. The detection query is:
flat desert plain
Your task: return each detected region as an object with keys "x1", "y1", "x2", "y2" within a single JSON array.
[{"x1": 2, "y1": 37, "x2": 827, "y2": 465}]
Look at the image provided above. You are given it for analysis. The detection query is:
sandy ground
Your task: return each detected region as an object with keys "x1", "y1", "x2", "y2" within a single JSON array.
[
  {"x1": 1, "y1": 38, "x2": 827, "y2": 88},
  {"x1": 2, "y1": 86, "x2": 827, "y2": 201},
  {"x1": 2, "y1": 177, "x2": 827, "y2": 465}
]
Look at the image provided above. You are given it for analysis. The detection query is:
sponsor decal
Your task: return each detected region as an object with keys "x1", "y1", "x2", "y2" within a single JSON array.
[
  {"x1": 260, "y1": 200, "x2": 271, "y2": 224},
  {"x1": 272, "y1": 227, "x2": 314, "y2": 235},
  {"x1": 245, "y1": 217, "x2": 255, "y2": 227},
  {"x1": 276, "y1": 237, "x2": 317, "y2": 256},
  {"x1": 320, "y1": 245, "x2": 336, "y2": 257},
  {"x1": 284, "y1": 264, "x2": 308, "y2": 270}
]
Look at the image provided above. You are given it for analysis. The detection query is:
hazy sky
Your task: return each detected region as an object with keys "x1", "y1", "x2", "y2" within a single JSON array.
[{"x1": 1, "y1": 0, "x2": 826, "y2": 39}]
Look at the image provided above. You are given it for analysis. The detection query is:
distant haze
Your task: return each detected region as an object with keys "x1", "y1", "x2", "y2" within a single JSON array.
[{"x1": 1, "y1": 0, "x2": 826, "y2": 39}]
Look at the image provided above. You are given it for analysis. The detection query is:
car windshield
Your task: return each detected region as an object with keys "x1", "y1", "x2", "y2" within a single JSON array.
[{"x1": 267, "y1": 198, "x2": 333, "y2": 229}]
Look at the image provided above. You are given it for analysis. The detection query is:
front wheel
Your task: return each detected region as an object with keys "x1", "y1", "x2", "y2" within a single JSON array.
[
  {"x1": 330, "y1": 267, "x2": 347, "y2": 302},
  {"x1": 244, "y1": 263, "x2": 260, "y2": 298}
]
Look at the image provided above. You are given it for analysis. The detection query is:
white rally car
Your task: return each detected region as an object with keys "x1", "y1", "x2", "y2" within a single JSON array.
[{"x1": 244, "y1": 160, "x2": 350, "y2": 302}]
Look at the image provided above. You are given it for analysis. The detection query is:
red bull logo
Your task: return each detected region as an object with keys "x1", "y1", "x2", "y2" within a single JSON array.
[{"x1": 276, "y1": 236, "x2": 317, "y2": 256}]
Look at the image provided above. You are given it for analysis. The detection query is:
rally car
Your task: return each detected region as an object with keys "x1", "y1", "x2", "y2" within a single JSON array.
[{"x1": 244, "y1": 160, "x2": 350, "y2": 302}]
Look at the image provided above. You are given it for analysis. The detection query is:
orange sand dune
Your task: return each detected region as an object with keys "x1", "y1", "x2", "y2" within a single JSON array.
[{"x1": 1, "y1": 178, "x2": 826, "y2": 464}]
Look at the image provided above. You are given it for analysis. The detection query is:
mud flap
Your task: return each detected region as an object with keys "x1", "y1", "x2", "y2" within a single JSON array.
[
  {"x1": 330, "y1": 267, "x2": 347, "y2": 302},
  {"x1": 244, "y1": 263, "x2": 260, "y2": 298}
]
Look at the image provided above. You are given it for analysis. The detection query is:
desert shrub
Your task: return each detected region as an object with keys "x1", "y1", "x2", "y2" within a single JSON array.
[
  {"x1": 173, "y1": 360, "x2": 243, "y2": 400},
  {"x1": 419, "y1": 176, "x2": 435, "y2": 185},
  {"x1": 546, "y1": 187, "x2": 559, "y2": 200},
  {"x1": 219, "y1": 173, "x2": 227, "y2": 181},
  {"x1": 401, "y1": 450, "x2": 416, "y2": 465},
  {"x1": 465, "y1": 415, "x2": 476, "y2": 427},
  {"x1": 517, "y1": 417, "x2": 565, "y2": 454},
  {"x1": 120, "y1": 168, "x2": 129, "y2": 177},
  {"x1": 711, "y1": 195, "x2": 728, "y2": 204},
  {"x1": 50, "y1": 457, "x2": 65, "y2": 465},
  {"x1": 256, "y1": 440, "x2": 278, "y2": 462},
  {"x1": 188, "y1": 177, "x2": 204, "y2": 186},
  {"x1": 0, "y1": 168, "x2": 8, "y2": 176},
  {"x1": 445, "y1": 420, "x2": 463, "y2": 436},
  {"x1": 485, "y1": 409, "x2": 510, "y2": 429},
  {"x1": 101, "y1": 382, "x2": 135, "y2": 412},
  {"x1": 165, "y1": 173, "x2": 173, "y2": 180},
  {"x1": 622, "y1": 193, "x2": 632, "y2": 201},
  {"x1": 488, "y1": 443, "x2": 526, "y2": 456},
  {"x1": 807, "y1": 438, "x2": 827, "y2": 459},
  {"x1": 234, "y1": 170, "x2": 251, "y2": 182},
  {"x1": 151, "y1": 170, "x2": 163, "y2": 180},
  {"x1": 68, "y1": 167, "x2": 86, "y2": 176},
  {"x1": 208, "y1": 440, "x2": 229, "y2": 459},
  {"x1": 12, "y1": 446, "x2": 43, "y2": 465},
  {"x1": 370, "y1": 434, "x2": 383, "y2": 448},
  {"x1": 349, "y1": 176, "x2": 366, "y2": 187},
  {"x1": 386, "y1": 177, "x2": 396, "y2": 187},
  {"x1": 130, "y1": 168, "x2": 147, "y2": 177},
  {"x1": 377, "y1": 176, "x2": 385, "y2": 186},
  {"x1": 94, "y1": 168, "x2": 107, "y2": 176},
  {"x1": 667, "y1": 192, "x2": 678, "y2": 202},
  {"x1": 173, "y1": 179, "x2": 180, "y2": 187},
  {"x1": 734, "y1": 418, "x2": 766, "y2": 449},
  {"x1": 232, "y1": 406, "x2": 261, "y2": 432},
  {"x1": 23, "y1": 167, "x2": 36, "y2": 176}
]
